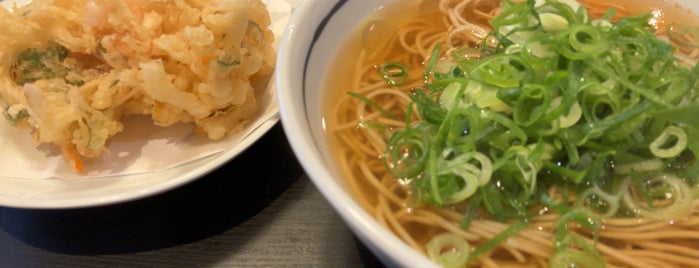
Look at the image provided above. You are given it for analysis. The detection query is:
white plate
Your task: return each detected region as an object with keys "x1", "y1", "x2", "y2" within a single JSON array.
[{"x1": 0, "y1": 0, "x2": 296, "y2": 209}]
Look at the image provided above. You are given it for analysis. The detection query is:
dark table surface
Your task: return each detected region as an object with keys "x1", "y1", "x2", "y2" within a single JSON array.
[{"x1": 0, "y1": 123, "x2": 386, "y2": 267}]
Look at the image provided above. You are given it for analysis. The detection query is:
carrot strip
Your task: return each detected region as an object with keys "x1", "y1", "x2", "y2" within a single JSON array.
[{"x1": 60, "y1": 143, "x2": 84, "y2": 173}]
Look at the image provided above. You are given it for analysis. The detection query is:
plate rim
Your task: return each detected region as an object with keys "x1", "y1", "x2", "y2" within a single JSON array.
[{"x1": 0, "y1": 114, "x2": 280, "y2": 209}]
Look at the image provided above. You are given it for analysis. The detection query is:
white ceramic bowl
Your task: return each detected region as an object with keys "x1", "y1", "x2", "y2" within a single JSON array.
[
  {"x1": 276, "y1": 0, "x2": 437, "y2": 266},
  {"x1": 276, "y1": 0, "x2": 699, "y2": 267}
]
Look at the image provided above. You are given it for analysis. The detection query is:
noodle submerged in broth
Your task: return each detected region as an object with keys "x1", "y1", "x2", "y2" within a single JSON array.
[{"x1": 324, "y1": 0, "x2": 699, "y2": 267}]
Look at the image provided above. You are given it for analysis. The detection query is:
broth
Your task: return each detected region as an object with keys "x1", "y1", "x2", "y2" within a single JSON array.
[{"x1": 322, "y1": 0, "x2": 699, "y2": 267}]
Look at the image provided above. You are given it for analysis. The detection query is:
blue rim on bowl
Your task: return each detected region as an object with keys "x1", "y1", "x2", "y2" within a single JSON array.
[{"x1": 276, "y1": 0, "x2": 438, "y2": 267}]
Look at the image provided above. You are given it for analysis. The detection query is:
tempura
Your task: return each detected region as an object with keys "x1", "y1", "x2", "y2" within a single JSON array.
[{"x1": 0, "y1": 0, "x2": 276, "y2": 172}]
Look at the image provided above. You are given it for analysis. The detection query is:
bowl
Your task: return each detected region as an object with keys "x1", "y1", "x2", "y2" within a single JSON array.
[
  {"x1": 276, "y1": 0, "x2": 699, "y2": 267},
  {"x1": 276, "y1": 0, "x2": 438, "y2": 266}
]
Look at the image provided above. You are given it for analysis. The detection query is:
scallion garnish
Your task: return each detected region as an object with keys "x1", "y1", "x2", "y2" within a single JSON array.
[
  {"x1": 351, "y1": 0, "x2": 699, "y2": 266},
  {"x1": 378, "y1": 62, "x2": 408, "y2": 87}
]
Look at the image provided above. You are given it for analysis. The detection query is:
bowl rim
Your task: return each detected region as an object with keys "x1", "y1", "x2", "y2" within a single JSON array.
[{"x1": 276, "y1": 1, "x2": 438, "y2": 267}]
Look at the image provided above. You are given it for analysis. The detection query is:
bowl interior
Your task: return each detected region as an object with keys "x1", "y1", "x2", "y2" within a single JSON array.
[{"x1": 278, "y1": 0, "x2": 698, "y2": 266}]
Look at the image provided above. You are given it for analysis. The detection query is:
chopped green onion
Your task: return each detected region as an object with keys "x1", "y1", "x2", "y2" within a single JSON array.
[
  {"x1": 379, "y1": 62, "x2": 408, "y2": 87},
  {"x1": 424, "y1": 44, "x2": 443, "y2": 85},
  {"x1": 649, "y1": 126, "x2": 687, "y2": 158},
  {"x1": 468, "y1": 220, "x2": 529, "y2": 261},
  {"x1": 426, "y1": 233, "x2": 470, "y2": 268},
  {"x1": 347, "y1": 91, "x2": 396, "y2": 120},
  {"x1": 348, "y1": 0, "x2": 699, "y2": 265}
]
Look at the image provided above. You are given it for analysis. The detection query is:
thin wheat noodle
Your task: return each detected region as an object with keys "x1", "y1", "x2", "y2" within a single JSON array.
[
  {"x1": 398, "y1": 211, "x2": 480, "y2": 241},
  {"x1": 358, "y1": 161, "x2": 405, "y2": 205},
  {"x1": 337, "y1": 131, "x2": 377, "y2": 157},
  {"x1": 378, "y1": 196, "x2": 422, "y2": 250},
  {"x1": 399, "y1": 23, "x2": 443, "y2": 54},
  {"x1": 324, "y1": 0, "x2": 699, "y2": 266},
  {"x1": 599, "y1": 229, "x2": 699, "y2": 240},
  {"x1": 340, "y1": 153, "x2": 376, "y2": 213},
  {"x1": 620, "y1": 250, "x2": 699, "y2": 267},
  {"x1": 634, "y1": 241, "x2": 699, "y2": 257}
]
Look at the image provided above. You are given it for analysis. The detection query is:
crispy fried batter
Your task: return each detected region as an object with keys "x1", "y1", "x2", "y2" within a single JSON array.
[{"x1": 0, "y1": 0, "x2": 275, "y2": 172}]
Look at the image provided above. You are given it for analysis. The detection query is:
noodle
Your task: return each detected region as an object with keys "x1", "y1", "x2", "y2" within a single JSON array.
[{"x1": 325, "y1": 0, "x2": 699, "y2": 267}]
